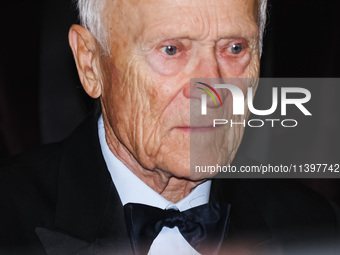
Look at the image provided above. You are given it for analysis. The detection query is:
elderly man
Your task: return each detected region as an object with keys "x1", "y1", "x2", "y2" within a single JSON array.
[{"x1": 0, "y1": 0, "x2": 339, "y2": 254}]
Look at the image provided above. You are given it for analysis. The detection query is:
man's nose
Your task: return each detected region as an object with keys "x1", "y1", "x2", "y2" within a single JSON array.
[{"x1": 183, "y1": 50, "x2": 221, "y2": 100}]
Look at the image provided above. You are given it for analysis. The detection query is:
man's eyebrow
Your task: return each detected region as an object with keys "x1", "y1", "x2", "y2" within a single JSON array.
[{"x1": 140, "y1": 23, "x2": 259, "y2": 45}]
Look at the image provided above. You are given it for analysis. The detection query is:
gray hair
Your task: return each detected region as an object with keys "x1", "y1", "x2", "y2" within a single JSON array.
[
  {"x1": 77, "y1": 0, "x2": 268, "y2": 56},
  {"x1": 77, "y1": 0, "x2": 110, "y2": 53},
  {"x1": 258, "y1": 0, "x2": 268, "y2": 56}
]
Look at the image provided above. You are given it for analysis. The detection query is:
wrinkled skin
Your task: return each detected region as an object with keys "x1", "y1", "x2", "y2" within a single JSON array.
[{"x1": 69, "y1": 0, "x2": 260, "y2": 202}]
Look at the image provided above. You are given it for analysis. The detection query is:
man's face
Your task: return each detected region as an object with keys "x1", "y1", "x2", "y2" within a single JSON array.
[{"x1": 99, "y1": 0, "x2": 259, "y2": 178}]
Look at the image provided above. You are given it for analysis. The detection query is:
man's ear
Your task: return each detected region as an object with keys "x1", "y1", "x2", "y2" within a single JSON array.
[{"x1": 69, "y1": 24, "x2": 102, "y2": 99}]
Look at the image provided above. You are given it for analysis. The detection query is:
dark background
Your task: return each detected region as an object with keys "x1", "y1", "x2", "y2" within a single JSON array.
[{"x1": 1, "y1": 1, "x2": 340, "y2": 203}]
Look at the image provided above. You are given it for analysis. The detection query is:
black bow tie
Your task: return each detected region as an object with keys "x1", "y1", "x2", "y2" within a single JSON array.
[{"x1": 124, "y1": 202, "x2": 231, "y2": 255}]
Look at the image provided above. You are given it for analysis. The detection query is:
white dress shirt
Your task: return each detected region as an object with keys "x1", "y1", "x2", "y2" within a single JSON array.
[{"x1": 98, "y1": 115, "x2": 211, "y2": 255}]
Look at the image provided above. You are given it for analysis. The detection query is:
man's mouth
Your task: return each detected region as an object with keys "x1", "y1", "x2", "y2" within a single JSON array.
[{"x1": 175, "y1": 126, "x2": 219, "y2": 133}]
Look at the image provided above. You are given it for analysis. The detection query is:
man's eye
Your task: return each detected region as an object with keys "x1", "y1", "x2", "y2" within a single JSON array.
[
  {"x1": 161, "y1": 46, "x2": 178, "y2": 55},
  {"x1": 229, "y1": 44, "x2": 243, "y2": 54}
]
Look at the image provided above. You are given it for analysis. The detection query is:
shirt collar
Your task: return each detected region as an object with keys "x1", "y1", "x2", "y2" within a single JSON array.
[{"x1": 98, "y1": 115, "x2": 211, "y2": 211}]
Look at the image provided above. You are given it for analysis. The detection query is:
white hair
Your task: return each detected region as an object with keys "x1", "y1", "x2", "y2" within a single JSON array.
[
  {"x1": 77, "y1": 0, "x2": 268, "y2": 56},
  {"x1": 258, "y1": 0, "x2": 268, "y2": 56},
  {"x1": 77, "y1": 0, "x2": 110, "y2": 53}
]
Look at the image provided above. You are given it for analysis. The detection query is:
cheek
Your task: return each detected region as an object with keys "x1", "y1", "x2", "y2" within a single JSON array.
[
  {"x1": 101, "y1": 60, "x2": 147, "y2": 136},
  {"x1": 107, "y1": 60, "x2": 179, "y2": 145}
]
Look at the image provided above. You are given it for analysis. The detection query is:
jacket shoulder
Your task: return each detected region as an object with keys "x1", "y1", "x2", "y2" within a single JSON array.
[
  {"x1": 0, "y1": 141, "x2": 63, "y2": 203},
  {"x1": 0, "y1": 142, "x2": 64, "y2": 253}
]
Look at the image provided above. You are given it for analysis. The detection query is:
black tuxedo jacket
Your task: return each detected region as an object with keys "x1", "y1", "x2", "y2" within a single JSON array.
[{"x1": 1, "y1": 113, "x2": 339, "y2": 255}]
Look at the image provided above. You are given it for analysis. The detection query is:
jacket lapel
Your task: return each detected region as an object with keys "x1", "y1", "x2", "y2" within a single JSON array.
[
  {"x1": 36, "y1": 113, "x2": 133, "y2": 254},
  {"x1": 35, "y1": 227, "x2": 94, "y2": 255}
]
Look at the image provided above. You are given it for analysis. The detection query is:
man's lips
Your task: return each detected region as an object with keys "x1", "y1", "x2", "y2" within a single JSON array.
[{"x1": 175, "y1": 126, "x2": 218, "y2": 133}]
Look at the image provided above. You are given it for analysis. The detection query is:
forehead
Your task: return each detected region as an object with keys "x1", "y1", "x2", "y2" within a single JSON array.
[{"x1": 109, "y1": 0, "x2": 258, "y2": 43}]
